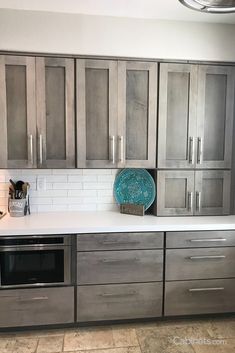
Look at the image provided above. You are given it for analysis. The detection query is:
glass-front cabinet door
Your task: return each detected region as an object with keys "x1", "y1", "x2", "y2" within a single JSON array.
[{"x1": 0, "y1": 55, "x2": 37, "y2": 168}]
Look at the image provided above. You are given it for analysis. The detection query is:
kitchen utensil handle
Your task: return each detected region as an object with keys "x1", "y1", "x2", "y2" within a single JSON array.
[
  {"x1": 189, "y1": 255, "x2": 226, "y2": 260},
  {"x1": 29, "y1": 134, "x2": 33, "y2": 165},
  {"x1": 39, "y1": 134, "x2": 43, "y2": 165},
  {"x1": 190, "y1": 238, "x2": 227, "y2": 243},
  {"x1": 197, "y1": 137, "x2": 203, "y2": 164},
  {"x1": 100, "y1": 291, "x2": 136, "y2": 297},
  {"x1": 119, "y1": 135, "x2": 124, "y2": 163},
  {"x1": 110, "y1": 136, "x2": 115, "y2": 164},
  {"x1": 188, "y1": 191, "x2": 193, "y2": 211},
  {"x1": 189, "y1": 287, "x2": 224, "y2": 293}
]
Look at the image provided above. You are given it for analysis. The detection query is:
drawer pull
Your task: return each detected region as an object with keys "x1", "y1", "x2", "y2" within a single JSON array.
[
  {"x1": 189, "y1": 287, "x2": 224, "y2": 292},
  {"x1": 189, "y1": 255, "x2": 226, "y2": 260},
  {"x1": 101, "y1": 240, "x2": 139, "y2": 245},
  {"x1": 100, "y1": 291, "x2": 137, "y2": 297},
  {"x1": 190, "y1": 238, "x2": 227, "y2": 243},
  {"x1": 102, "y1": 258, "x2": 140, "y2": 264},
  {"x1": 18, "y1": 296, "x2": 49, "y2": 302}
]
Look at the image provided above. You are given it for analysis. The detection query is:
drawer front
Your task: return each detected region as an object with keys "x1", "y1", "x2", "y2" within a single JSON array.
[
  {"x1": 166, "y1": 248, "x2": 235, "y2": 280},
  {"x1": 165, "y1": 279, "x2": 235, "y2": 316},
  {"x1": 0, "y1": 287, "x2": 74, "y2": 328},
  {"x1": 166, "y1": 231, "x2": 235, "y2": 248},
  {"x1": 77, "y1": 282, "x2": 163, "y2": 322},
  {"x1": 77, "y1": 232, "x2": 163, "y2": 251},
  {"x1": 77, "y1": 250, "x2": 163, "y2": 284}
]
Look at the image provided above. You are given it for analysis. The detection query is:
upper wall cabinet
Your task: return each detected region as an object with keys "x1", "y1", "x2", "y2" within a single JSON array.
[
  {"x1": 76, "y1": 59, "x2": 158, "y2": 168},
  {"x1": 36, "y1": 57, "x2": 75, "y2": 168},
  {"x1": 158, "y1": 63, "x2": 235, "y2": 169},
  {"x1": 0, "y1": 56, "x2": 37, "y2": 168}
]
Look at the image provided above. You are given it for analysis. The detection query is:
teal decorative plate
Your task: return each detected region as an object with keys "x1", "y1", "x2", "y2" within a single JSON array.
[{"x1": 114, "y1": 169, "x2": 156, "y2": 211}]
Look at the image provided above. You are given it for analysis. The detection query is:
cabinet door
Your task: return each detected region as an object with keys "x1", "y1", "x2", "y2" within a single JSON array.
[
  {"x1": 157, "y1": 171, "x2": 195, "y2": 216},
  {"x1": 76, "y1": 59, "x2": 118, "y2": 168},
  {"x1": 0, "y1": 55, "x2": 36, "y2": 168},
  {"x1": 195, "y1": 170, "x2": 231, "y2": 215},
  {"x1": 36, "y1": 58, "x2": 75, "y2": 168},
  {"x1": 196, "y1": 65, "x2": 235, "y2": 169},
  {"x1": 117, "y1": 61, "x2": 157, "y2": 168},
  {"x1": 158, "y1": 63, "x2": 197, "y2": 168}
]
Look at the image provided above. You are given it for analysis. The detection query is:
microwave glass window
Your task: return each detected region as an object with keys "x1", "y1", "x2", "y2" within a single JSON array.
[{"x1": 0, "y1": 250, "x2": 64, "y2": 286}]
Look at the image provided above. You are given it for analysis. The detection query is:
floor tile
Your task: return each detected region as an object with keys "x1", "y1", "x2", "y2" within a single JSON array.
[
  {"x1": 37, "y1": 336, "x2": 64, "y2": 353},
  {"x1": 13, "y1": 338, "x2": 38, "y2": 353},
  {"x1": 206, "y1": 318, "x2": 235, "y2": 339},
  {"x1": 0, "y1": 338, "x2": 15, "y2": 353},
  {"x1": 63, "y1": 327, "x2": 115, "y2": 351},
  {"x1": 112, "y1": 327, "x2": 139, "y2": 347},
  {"x1": 65, "y1": 349, "x2": 142, "y2": 353}
]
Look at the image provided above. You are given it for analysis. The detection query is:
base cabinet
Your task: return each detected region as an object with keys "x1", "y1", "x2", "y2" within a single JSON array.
[
  {"x1": 0, "y1": 286, "x2": 74, "y2": 328},
  {"x1": 77, "y1": 283, "x2": 162, "y2": 322}
]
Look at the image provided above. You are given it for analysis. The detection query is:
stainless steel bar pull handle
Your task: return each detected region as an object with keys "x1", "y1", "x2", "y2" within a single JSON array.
[
  {"x1": 190, "y1": 238, "x2": 227, "y2": 243},
  {"x1": 39, "y1": 134, "x2": 43, "y2": 165},
  {"x1": 196, "y1": 191, "x2": 202, "y2": 212},
  {"x1": 189, "y1": 287, "x2": 224, "y2": 293},
  {"x1": 101, "y1": 240, "x2": 139, "y2": 245},
  {"x1": 119, "y1": 135, "x2": 124, "y2": 163},
  {"x1": 100, "y1": 291, "x2": 137, "y2": 297},
  {"x1": 110, "y1": 136, "x2": 115, "y2": 164},
  {"x1": 189, "y1": 255, "x2": 226, "y2": 260},
  {"x1": 102, "y1": 258, "x2": 140, "y2": 264},
  {"x1": 188, "y1": 137, "x2": 195, "y2": 164},
  {"x1": 188, "y1": 192, "x2": 193, "y2": 211},
  {"x1": 29, "y1": 134, "x2": 33, "y2": 165},
  {"x1": 197, "y1": 137, "x2": 203, "y2": 164},
  {"x1": 18, "y1": 296, "x2": 49, "y2": 302}
]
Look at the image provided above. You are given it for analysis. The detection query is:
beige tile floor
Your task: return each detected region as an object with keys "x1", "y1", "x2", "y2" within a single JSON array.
[{"x1": 0, "y1": 317, "x2": 235, "y2": 353}]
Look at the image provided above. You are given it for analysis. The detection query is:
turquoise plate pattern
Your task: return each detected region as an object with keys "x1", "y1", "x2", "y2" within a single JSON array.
[{"x1": 114, "y1": 169, "x2": 156, "y2": 211}]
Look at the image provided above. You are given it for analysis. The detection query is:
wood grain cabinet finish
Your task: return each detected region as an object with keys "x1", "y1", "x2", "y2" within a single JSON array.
[
  {"x1": 77, "y1": 232, "x2": 163, "y2": 251},
  {"x1": 166, "y1": 247, "x2": 235, "y2": 281},
  {"x1": 0, "y1": 55, "x2": 37, "y2": 168},
  {"x1": 156, "y1": 170, "x2": 231, "y2": 216},
  {"x1": 165, "y1": 279, "x2": 235, "y2": 316},
  {"x1": 76, "y1": 59, "x2": 157, "y2": 168},
  {"x1": 0, "y1": 286, "x2": 74, "y2": 328},
  {"x1": 158, "y1": 63, "x2": 235, "y2": 169},
  {"x1": 36, "y1": 57, "x2": 75, "y2": 168},
  {"x1": 77, "y1": 250, "x2": 163, "y2": 284},
  {"x1": 77, "y1": 282, "x2": 163, "y2": 322}
]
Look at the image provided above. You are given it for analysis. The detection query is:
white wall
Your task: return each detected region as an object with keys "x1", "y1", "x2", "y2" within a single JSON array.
[{"x1": 0, "y1": 9, "x2": 235, "y2": 61}]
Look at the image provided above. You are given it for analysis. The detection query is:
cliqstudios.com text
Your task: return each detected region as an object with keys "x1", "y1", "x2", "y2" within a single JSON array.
[{"x1": 172, "y1": 336, "x2": 227, "y2": 346}]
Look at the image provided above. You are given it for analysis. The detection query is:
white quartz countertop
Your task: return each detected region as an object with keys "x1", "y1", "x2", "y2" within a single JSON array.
[{"x1": 1, "y1": 211, "x2": 235, "y2": 236}]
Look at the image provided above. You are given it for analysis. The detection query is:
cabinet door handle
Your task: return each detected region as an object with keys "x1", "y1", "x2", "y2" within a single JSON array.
[
  {"x1": 189, "y1": 255, "x2": 226, "y2": 260},
  {"x1": 28, "y1": 134, "x2": 33, "y2": 165},
  {"x1": 39, "y1": 134, "x2": 43, "y2": 165},
  {"x1": 196, "y1": 191, "x2": 201, "y2": 212},
  {"x1": 197, "y1": 137, "x2": 203, "y2": 164},
  {"x1": 188, "y1": 137, "x2": 195, "y2": 164},
  {"x1": 190, "y1": 238, "x2": 227, "y2": 243},
  {"x1": 110, "y1": 136, "x2": 115, "y2": 164},
  {"x1": 102, "y1": 258, "x2": 140, "y2": 264},
  {"x1": 189, "y1": 287, "x2": 224, "y2": 293},
  {"x1": 100, "y1": 291, "x2": 137, "y2": 297},
  {"x1": 18, "y1": 296, "x2": 49, "y2": 302},
  {"x1": 188, "y1": 192, "x2": 193, "y2": 211},
  {"x1": 118, "y1": 135, "x2": 124, "y2": 163},
  {"x1": 101, "y1": 240, "x2": 139, "y2": 245}
]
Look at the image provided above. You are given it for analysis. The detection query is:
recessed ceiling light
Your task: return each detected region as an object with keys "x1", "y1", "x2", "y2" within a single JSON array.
[{"x1": 178, "y1": 0, "x2": 235, "y2": 13}]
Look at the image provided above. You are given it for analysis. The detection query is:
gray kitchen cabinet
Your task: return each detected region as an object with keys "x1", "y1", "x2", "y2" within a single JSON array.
[
  {"x1": 76, "y1": 59, "x2": 118, "y2": 168},
  {"x1": 158, "y1": 63, "x2": 197, "y2": 169},
  {"x1": 196, "y1": 65, "x2": 235, "y2": 169},
  {"x1": 194, "y1": 170, "x2": 231, "y2": 215},
  {"x1": 156, "y1": 170, "x2": 231, "y2": 216},
  {"x1": 0, "y1": 55, "x2": 37, "y2": 168},
  {"x1": 157, "y1": 170, "x2": 195, "y2": 216},
  {"x1": 117, "y1": 61, "x2": 158, "y2": 168},
  {"x1": 158, "y1": 63, "x2": 235, "y2": 170},
  {"x1": 36, "y1": 57, "x2": 75, "y2": 168}
]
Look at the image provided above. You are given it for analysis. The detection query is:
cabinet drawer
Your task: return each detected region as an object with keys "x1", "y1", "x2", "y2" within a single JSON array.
[
  {"x1": 166, "y1": 231, "x2": 235, "y2": 248},
  {"x1": 77, "y1": 232, "x2": 163, "y2": 251},
  {"x1": 166, "y1": 248, "x2": 235, "y2": 280},
  {"x1": 0, "y1": 287, "x2": 74, "y2": 328},
  {"x1": 77, "y1": 282, "x2": 163, "y2": 322},
  {"x1": 77, "y1": 250, "x2": 163, "y2": 284},
  {"x1": 165, "y1": 279, "x2": 235, "y2": 316}
]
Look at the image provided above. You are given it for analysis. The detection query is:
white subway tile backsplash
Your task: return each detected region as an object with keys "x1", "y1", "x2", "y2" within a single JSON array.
[{"x1": 0, "y1": 169, "x2": 118, "y2": 213}]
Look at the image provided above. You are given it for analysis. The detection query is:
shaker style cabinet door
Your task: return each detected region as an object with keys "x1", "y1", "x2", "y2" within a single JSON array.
[
  {"x1": 76, "y1": 59, "x2": 118, "y2": 168},
  {"x1": 196, "y1": 66, "x2": 235, "y2": 169},
  {"x1": 158, "y1": 63, "x2": 197, "y2": 169},
  {"x1": 36, "y1": 58, "x2": 75, "y2": 168},
  {"x1": 194, "y1": 170, "x2": 231, "y2": 215},
  {"x1": 117, "y1": 61, "x2": 158, "y2": 168},
  {"x1": 157, "y1": 170, "x2": 195, "y2": 216},
  {"x1": 0, "y1": 55, "x2": 37, "y2": 168}
]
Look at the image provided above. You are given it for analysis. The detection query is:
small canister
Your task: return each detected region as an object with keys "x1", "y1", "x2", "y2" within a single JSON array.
[{"x1": 9, "y1": 199, "x2": 27, "y2": 217}]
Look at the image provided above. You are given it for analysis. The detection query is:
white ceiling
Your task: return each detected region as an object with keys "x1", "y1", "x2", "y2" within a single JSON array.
[{"x1": 0, "y1": 0, "x2": 235, "y2": 24}]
